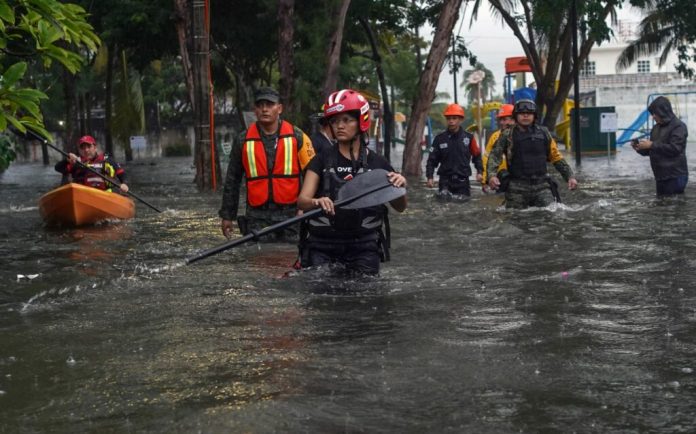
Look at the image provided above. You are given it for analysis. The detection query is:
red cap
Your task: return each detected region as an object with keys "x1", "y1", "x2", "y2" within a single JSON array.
[{"x1": 77, "y1": 135, "x2": 96, "y2": 146}]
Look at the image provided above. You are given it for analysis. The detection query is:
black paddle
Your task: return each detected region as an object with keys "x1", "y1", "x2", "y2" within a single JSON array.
[
  {"x1": 19, "y1": 128, "x2": 162, "y2": 213},
  {"x1": 185, "y1": 168, "x2": 406, "y2": 265}
]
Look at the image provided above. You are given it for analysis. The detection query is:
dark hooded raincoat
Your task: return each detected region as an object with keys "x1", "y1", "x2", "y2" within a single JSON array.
[{"x1": 638, "y1": 96, "x2": 688, "y2": 181}]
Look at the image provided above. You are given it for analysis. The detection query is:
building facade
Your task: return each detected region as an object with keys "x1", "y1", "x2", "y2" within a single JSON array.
[{"x1": 579, "y1": 20, "x2": 696, "y2": 141}]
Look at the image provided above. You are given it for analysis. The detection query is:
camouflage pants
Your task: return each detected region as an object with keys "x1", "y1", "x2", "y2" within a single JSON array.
[
  {"x1": 239, "y1": 208, "x2": 299, "y2": 243},
  {"x1": 504, "y1": 178, "x2": 556, "y2": 209}
]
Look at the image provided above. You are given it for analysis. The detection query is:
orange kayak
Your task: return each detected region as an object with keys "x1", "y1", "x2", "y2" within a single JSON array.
[{"x1": 39, "y1": 183, "x2": 135, "y2": 226}]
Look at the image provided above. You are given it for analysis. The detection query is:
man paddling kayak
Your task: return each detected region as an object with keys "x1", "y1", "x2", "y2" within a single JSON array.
[{"x1": 55, "y1": 135, "x2": 129, "y2": 194}]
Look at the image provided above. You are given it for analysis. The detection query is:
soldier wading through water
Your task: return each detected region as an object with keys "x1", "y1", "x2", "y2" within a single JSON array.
[{"x1": 486, "y1": 99, "x2": 578, "y2": 208}]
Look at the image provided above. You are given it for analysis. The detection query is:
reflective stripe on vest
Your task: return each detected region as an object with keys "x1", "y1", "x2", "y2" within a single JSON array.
[
  {"x1": 242, "y1": 121, "x2": 300, "y2": 207},
  {"x1": 79, "y1": 154, "x2": 114, "y2": 191}
]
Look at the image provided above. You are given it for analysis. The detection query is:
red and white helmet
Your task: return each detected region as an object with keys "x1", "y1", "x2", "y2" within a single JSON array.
[{"x1": 323, "y1": 89, "x2": 371, "y2": 133}]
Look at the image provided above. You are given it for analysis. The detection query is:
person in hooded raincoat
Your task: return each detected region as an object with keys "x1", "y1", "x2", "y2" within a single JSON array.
[{"x1": 632, "y1": 96, "x2": 689, "y2": 196}]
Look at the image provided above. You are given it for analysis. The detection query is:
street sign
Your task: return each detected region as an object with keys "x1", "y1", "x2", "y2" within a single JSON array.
[
  {"x1": 600, "y1": 112, "x2": 618, "y2": 133},
  {"x1": 130, "y1": 135, "x2": 147, "y2": 150},
  {"x1": 467, "y1": 70, "x2": 485, "y2": 84}
]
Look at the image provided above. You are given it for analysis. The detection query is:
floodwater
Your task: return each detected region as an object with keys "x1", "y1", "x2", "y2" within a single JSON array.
[{"x1": 1, "y1": 146, "x2": 696, "y2": 432}]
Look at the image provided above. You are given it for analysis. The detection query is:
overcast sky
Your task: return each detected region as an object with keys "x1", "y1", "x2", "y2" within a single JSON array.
[{"x1": 433, "y1": 2, "x2": 645, "y2": 104}]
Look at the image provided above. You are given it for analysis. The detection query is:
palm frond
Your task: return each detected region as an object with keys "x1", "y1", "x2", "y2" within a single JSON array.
[
  {"x1": 112, "y1": 51, "x2": 145, "y2": 147},
  {"x1": 615, "y1": 6, "x2": 680, "y2": 71}
]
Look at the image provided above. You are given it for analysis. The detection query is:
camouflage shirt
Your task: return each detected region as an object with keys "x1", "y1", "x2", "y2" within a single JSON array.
[{"x1": 486, "y1": 124, "x2": 573, "y2": 182}]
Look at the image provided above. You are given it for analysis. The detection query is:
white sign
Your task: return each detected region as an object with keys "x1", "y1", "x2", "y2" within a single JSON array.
[
  {"x1": 600, "y1": 112, "x2": 618, "y2": 133},
  {"x1": 130, "y1": 135, "x2": 147, "y2": 150},
  {"x1": 467, "y1": 70, "x2": 486, "y2": 84}
]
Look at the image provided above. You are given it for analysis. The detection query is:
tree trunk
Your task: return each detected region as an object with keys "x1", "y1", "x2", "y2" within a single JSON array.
[
  {"x1": 485, "y1": 0, "x2": 610, "y2": 135},
  {"x1": 359, "y1": 16, "x2": 391, "y2": 162},
  {"x1": 192, "y1": 0, "x2": 220, "y2": 190},
  {"x1": 104, "y1": 43, "x2": 115, "y2": 156},
  {"x1": 402, "y1": 0, "x2": 463, "y2": 176},
  {"x1": 322, "y1": 0, "x2": 352, "y2": 100},
  {"x1": 78, "y1": 92, "x2": 85, "y2": 135},
  {"x1": 85, "y1": 91, "x2": 92, "y2": 133},
  {"x1": 62, "y1": 68, "x2": 78, "y2": 153},
  {"x1": 174, "y1": 0, "x2": 196, "y2": 112},
  {"x1": 277, "y1": 0, "x2": 295, "y2": 112},
  {"x1": 119, "y1": 50, "x2": 135, "y2": 162}
]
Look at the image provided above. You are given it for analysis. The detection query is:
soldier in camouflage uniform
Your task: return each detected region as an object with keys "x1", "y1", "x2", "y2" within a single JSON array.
[
  {"x1": 486, "y1": 99, "x2": 578, "y2": 209},
  {"x1": 219, "y1": 87, "x2": 315, "y2": 241}
]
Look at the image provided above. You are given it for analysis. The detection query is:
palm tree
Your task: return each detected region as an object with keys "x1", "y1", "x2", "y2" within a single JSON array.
[
  {"x1": 616, "y1": 0, "x2": 696, "y2": 78},
  {"x1": 462, "y1": 62, "x2": 495, "y2": 105}
]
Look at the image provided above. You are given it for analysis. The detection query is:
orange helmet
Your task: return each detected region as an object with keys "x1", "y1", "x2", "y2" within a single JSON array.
[
  {"x1": 497, "y1": 104, "x2": 514, "y2": 119},
  {"x1": 443, "y1": 103, "x2": 465, "y2": 118}
]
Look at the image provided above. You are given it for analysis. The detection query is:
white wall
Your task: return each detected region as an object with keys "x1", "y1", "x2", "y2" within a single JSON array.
[{"x1": 597, "y1": 84, "x2": 696, "y2": 140}]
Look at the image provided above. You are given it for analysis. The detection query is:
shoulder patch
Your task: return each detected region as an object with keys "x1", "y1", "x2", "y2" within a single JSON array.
[{"x1": 298, "y1": 132, "x2": 315, "y2": 169}]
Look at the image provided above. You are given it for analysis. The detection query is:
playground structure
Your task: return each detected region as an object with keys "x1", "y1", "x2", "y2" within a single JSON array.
[
  {"x1": 425, "y1": 57, "x2": 695, "y2": 156},
  {"x1": 616, "y1": 91, "x2": 696, "y2": 145},
  {"x1": 465, "y1": 56, "x2": 579, "y2": 149},
  {"x1": 421, "y1": 56, "x2": 696, "y2": 159}
]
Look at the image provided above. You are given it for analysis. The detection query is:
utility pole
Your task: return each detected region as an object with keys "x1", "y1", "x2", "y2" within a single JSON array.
[
  {"x1": 451, "y1": 35, "x2": 458, "y2": 103},
  {"x1": 571, "y1": 0, "x2": 582, "y2": 166},
  {"x1": 192, "y1": 0, "x2": 219, "y2": 190}
]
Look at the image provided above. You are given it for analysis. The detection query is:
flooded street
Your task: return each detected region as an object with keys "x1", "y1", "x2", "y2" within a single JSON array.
[{"x1": 2, "y1": 147, "x2": 696, "y2": 432}]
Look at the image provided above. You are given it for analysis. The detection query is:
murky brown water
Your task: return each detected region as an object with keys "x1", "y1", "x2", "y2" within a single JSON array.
[{"x1": 2, "y1": 147, "x2": 696, "y2": 432}]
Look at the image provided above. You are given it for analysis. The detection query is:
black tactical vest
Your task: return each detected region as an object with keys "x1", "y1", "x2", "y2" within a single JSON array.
[
  {"x1": 307, "y1": 146, "x2": 385, "y2": 238},
  {"x1": 509, "y1": 126, "x2": 549, "y2": 179}
]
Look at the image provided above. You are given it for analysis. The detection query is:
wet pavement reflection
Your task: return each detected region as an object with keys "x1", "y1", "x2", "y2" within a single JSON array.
[{"x1": 1, "y1": 147, "x2": 696, "y2": 432}]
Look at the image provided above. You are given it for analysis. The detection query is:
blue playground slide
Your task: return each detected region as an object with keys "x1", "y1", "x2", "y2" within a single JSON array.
[{"x1": 617, "y1": 109, "x2": 650, "y2": 145}]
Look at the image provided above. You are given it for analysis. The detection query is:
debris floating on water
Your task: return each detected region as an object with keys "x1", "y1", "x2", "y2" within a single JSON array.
[{"x1": 16, "y1": 274, "x2": 39, "y2": 282}]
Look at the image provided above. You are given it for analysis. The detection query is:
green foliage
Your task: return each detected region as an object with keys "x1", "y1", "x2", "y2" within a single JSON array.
[
  {"x1": 0, "y1": 133, "x2": 16, "y2": 171},
  {"x1": 112, "y1": 50, "x2": 145, "y2": 147},
  {"x1": 383, "y1": 34, "x2": 422, "y2": 110},
  {"x1": 141, "y1": 57, "x2": 190, "y2": 126},
  {"x1": 163, "y1": 142, "x2": 191, "y2": 157},
  {"x1": 620, "y1": 0, "x2": 696, "y2": 79},
  {"x1": 0, "y1": 61, "x2": 50, "y2": 137},
  {"x1": 82, "y1": 0, "x2": 178, "y2": 71},
  {"x1": 0, "y1": 0, "x2": 100, "y2": 142},
  {"x1": 211, "y1": 0, "x2": 430, "y2": 127},
  {"x1": 469, "y1": 0, "x2": 624, "y2": 127},
  {"x1": 462, "y1": 62, "x2": 496, "y2": 104}
]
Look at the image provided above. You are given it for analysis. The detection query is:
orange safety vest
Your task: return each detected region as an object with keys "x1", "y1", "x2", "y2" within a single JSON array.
[{"x1": 241, "y1": 121, "x2": 301, "y2": 207}]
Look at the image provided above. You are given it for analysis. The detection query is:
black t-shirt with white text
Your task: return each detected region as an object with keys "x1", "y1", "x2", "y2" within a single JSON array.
[{"x1": 307, "y1": 147, "x2": 394, "y2": 191}]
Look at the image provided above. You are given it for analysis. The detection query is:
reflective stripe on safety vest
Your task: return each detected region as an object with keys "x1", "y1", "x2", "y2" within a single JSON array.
[
  {"x1": 242, "y1": 121, "x2": 301, "y2": 207},
  {"x1": 77, "y1": 154, "x2": 116, "y2": 191}
]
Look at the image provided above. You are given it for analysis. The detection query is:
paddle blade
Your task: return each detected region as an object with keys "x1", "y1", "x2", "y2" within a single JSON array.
[{"x1": 336, "y1": 168, "x2": 406, "y2": 210}]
